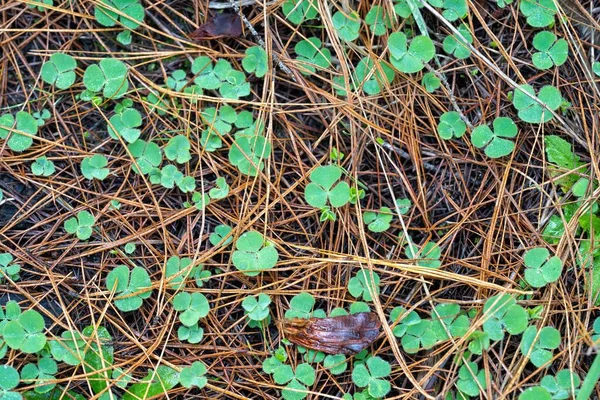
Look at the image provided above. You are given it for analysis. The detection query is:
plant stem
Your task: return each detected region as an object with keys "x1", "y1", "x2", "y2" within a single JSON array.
[{"x1": 577, "y1": 351, "x2": 600, "y2": 400}]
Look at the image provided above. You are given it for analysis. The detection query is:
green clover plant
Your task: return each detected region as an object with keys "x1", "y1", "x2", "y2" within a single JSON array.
[
  {"x1": 520, "y1": 0, "x2": 557, "y2": 28},
  {"x1": 83, "y1": 58, "x2": 129, "y2": 99},
  {"x1": 64, "y1": 210, "x2": 95, "y2": 240},
  {"x1": 105, "y1": 265, "x2": 152, "y2": 312},
  {"x1": 164, "y1": 135, "x2": 191, "y2": 164},
  {"x1": 304, "y1": 165, "x2": 350, "y2": 213},
  {"x1": 0, "y1": 253, "x2": 20, "y2": 283},
  {"x1": 108, "y1": 107, "x2": 142, "y2": 143},
  {"x1": 365, "y1": 5, "x2": 392, "y2": 36},
  {"x1": 482, "y1": 294, "x2": 528, "y2": 341},
  {"x1": 165, "y1": 256, "x2": 193, "y2": 290},
  {"x1": 388, "y1": 33, "x2": 435, "y2": 73},
  {"x1": 0, "y1": 111, "x2": 38, "y2": 152},
  {"x1": 95, "y1": 0, "x2": 145, "y2": 45},
  {"x1": 332, "y1": 11, "x2": 361, "y2": 42},
  {"x1": 348, "y1": 270, "x2": 380, "y2": 301},
  {"x1": 443, "y1": 24, "x2": 473, "y2": 59},
  {"x1": 471, "y1": 116, "x2": 518, "y2": 158},
  {"x1": 21, "y1": 357, "x2": 58, "y2": 394},
  {"x1": 128, "y1": 139, "x2": 162, "y2": 174},
  {"x1": 520, "y1": 326, "x2": 561, "y2": 367},
  {"x1": 180, "y1": 361, "x2": 208, "y2": 389},
  {"x1": 3, "y1": 309, "x2": 47, "y2": 353},
  {"x1": 31, "y1": 156, "x2": 55, "y2": 177},
  {"x1": 430, "y1": 303, "x2": 470, "y2": 340},
  {"x1": 405, "y1": 240, "x2": 442, "y2": 268},
  {"x1": 242, "y1": 46, "x2": 268, "y2": 78},
  {"x1": 229, "y1": 134, "x2": 271, "y2": 176},
  {"x1": 532, "y1": 31, "x2": 568, "y2": 70},
  {"x1": 523, "y1": 247, "x2": 563, "y2": 288},
  {"x1": 209, "y1": 224, "x2": 233, "y2": 247},
  {"x1": 172, "y1": 292, "x2": 210, "y2": 327},
  {"x1": 209, "y1": 177, "x2": 229, "y2": 200},
  {"x1": 456, "y1": 362, "x2": 487, "y2": 397},
  {"x1": 284, "y1": 292, "x2": 325, "y2": 319},
  {"x1": 281, "y1": 0, "x2": 318, "y2": 25},
  {"x1": 242, "y1": 293, "x2": 271, "y2": 321},
  {"x1": 81, "y1": 154, "x2": 110, "y2": 180},
  {"x1": 540, "y1": 369, "x2": 580, "y2": 399},
  {"x1": 352, "y1": 356, "x2": 392, "y2": 398},
  {"x1": 512, "y1": 84, "x2": 562, "y2": 123},
  {"x1": 294, "y1": 37, "x2": 331, "y2": 75},
  {"x1": 167, "y1": 70, "x2": 187, "y2": 91},
  {"x1": 41, "y1": 53, "x2": 77, "y2": 89},
  {"x1": 422, "y1": 72, "x2": 441, "y2": 92},
  {"x1": 231, "y1": 231, "x2": 279, "y2": 276},
  {"x1": 178, "y1": 323, "x2": 204, "y2": 344},
  {"x1": 438, "y1": 111, "x2": 467, "y2": 140},
  {"x1": 363, "y1": 207, "x2": 393, "y2": 232}
]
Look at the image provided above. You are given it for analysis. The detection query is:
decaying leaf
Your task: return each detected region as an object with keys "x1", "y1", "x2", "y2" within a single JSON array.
[
  {"x1": 282, "y1": 312, "x2": 381, "y2": 355},
  {"x1": 190, "y1": 13, "x2": 242, "y2": 40}
]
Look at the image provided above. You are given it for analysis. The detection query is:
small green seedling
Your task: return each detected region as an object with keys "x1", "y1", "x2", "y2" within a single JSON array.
[
  {"x1": 405, "y1": 240, "x2": 442, "y2": 268},
  {"x1": 209, "y1": 224, "x2": 233, "y2": 247},
  {"x1": 438, "y1": 111, "x2": 467, "y2": 140},
  {"x1": 209, "y1": 177, "x2": 229, "y2": 200},
  {"x1": 284, "y1": 292, "x2": 325, "y2": 319},
  {"x1": 294, "y1": 37, "x2": 331, "y2": 75},
  {"x1": 191, "y1": 57, "x2": 250, "y2": 99},
  {"x1": 3, "y1": 309, "x2": 47, "y2": 353},
  {"x1": 0, "y1": 365, "x2": 20, "y2": 399},
  {"x1": 443, "y1": 24, "x2": 473, "y2": 59},
  {"x1": 110, "y1": 199, "x2": 121, "y2": 210},
  {"x1": 355, "y1": 57, "x2": 396, "y2": 95},
  {"x1": 112, "y1": 367, "x2": 132, "y2": 389},
  {"x1": 532, "y1": 31, "x2": 568, "y2": 70},
  {"x1": 540, "y1": 369, "x2": 580, "y2": 399},
  {"x1": 0, "y1": 253, "x2": 20, "y2": 283},
  {"x1": 152, "y1": 165, "x2": 183, "y2": 189},
  {"x1": 180, "y1": 361, "x2": 208, "y2": 389},
  {"x1": 512, "y1": 84, "x2": 562, "y2": 124},
  {"x1": 430, "y1": 303, "x2": 470, "y2": 340},
  {"x1": 0, "y1": 111, "x2": 38, "y2": 152},
  {"x1": 32, "y1": 109, "x2": 51, "y2": 126},
  {"x1": 122, "y1": 366, "x2": 178, "y2": 400},
  {"x1": 231, "y1": 231, "x2": 279, "y2": 276},
  {"x1": 281, "y1": 0, "x2": 318, "y2": 25},
  {"x1": 395, "y1": 198, "x2": 411, "y2": 214},
  {"x1": 108, "y1": 107, "x2": 142, "y2": 143},
  {"x1": 81, "y1": 154, "x2": 110, "y2": 180},
  {"x1": 520, "y1": 0, "x2": 557, "y2": 28},
  {"x1": 242, "y1": 46, "x2": 268, "y2": 78},
  {"x1": 390, "y1": 306, "x2": 421, "y2": 339},
  {"x1": 21, "y1": 357, "x2": 58, "y2": 394},
  {"x1": 31, "y1": 156, "x2": 55, "y2": 176},
  {"x1": 365, "y1": 5, "x2": 392, "y2": 36},
  {"x1": 164, "y1": 135, "x2": 191, "y2": 164},
  {"x1": 422, "y1": 72, "x2": 441, "y2": 92},
  {"x1": 95, "y1": 0, "x2": 145, "y2": 45},
  {"x1": 352, "y1": 356, "x2": 392, "y2": 398},
  {"x1": 64, "y1": 210, "x2": 95, "y2": 240},
  {"x1": 178, "y1": 322, "x2": 204, "y2": 344},
  {"x1": 192, "y1": 265, "x2": 211, "y2": 288},
  {"x1": 172, "y1": 291, "x2": 210, "y2": 327},
  {"x1": 191, "y1": 191, "x2": 210, "y2": 210},
  {"x1": 165, "y1": 256, "x2": 193, "y2": 290},
  {"x1": 323, "y1": 354, "x2": 347, "y2": 375},
  {"x1": 105, "y1": 265, "x2": 152, "y2": 312},
  {"x1": 41, "y1": 53, "x2": 77, "y2": 89},
  {"x1": 128, "y1": 139, "x2": 162, "y2": 174},
  {"x1": 482, "y1": 294, "x2": 529, "y2": 341},
  {"x1": 332, "y1": 10, "x2": 361, "y2": 42},
  {"x1": 471, "y1": 116, "x2": 518, "y2": 158},
  {"x1": 523, "y1": 247, "x2": 563, "y2": 288},
  {"x1": 456, "y1": 362, "x2": 487, "y2": 397},
  {"x1": 348, "y1": 270, "x2": 380, "y2": 301},
  {"x1": 400, "y1": 318, "x2": 438, "y2": 353},
  {"x1": 124, "y1": 242, "x2": 136, "y2": 254},
  {"x1": 167, "y1": 70, "x2": 187, "y2": 91},
  {"x1": 83, "y1": 58, "x2": 129, "y2": 99},
  {"x1": 520, "y1": 325, "x2": 561, "y2": 367},
  {"x1": 242, "y1": 293, "x2": 271, "y2": 321},
  {"x1": 519, "y1": 387, "x2": 552, "y2": 400},
  {"x1": 388, "y1": 33, "x2": 435, "y2": 73},
  {"x1": 229, "y1": 134, "x2": 271, "y2": 176},
  {"x1": 304, "y1": 165, "x2": 350, "y2": 211},
  {"x1": 363, "y1": 207, "x2": 393, "y2": 232}
]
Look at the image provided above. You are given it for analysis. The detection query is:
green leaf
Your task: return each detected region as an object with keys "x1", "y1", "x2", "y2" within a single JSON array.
[
  {"x1": 355, "y1": 57, "x2": 396, "y2": 95},
  {"x1": 456, "y1": 362, "x2": 487, "y2": 397},
  {"x1": 209, "y1": 224, "x2": 233, "y2": 247},
  {"x1": 63, "y1": 210, "x2": 95, "y2": 240},
  {"x1": 523, "y1": 247, "x2": 563, "y2": 288},
  {"x1": 4, "y1": 111, "x2": 38, "y2": 152},
  {"x1": 442, "y1": 24, "x2": 473, "y2": 59},
  {"x1": 208, "y1": 177, "x2": 229, "y2": 200},
  {"x1": 167, "y1": 69, "x2": 188, "y2": 91},
  {"x1": 105, "y1": 265, "x2": 152, "y2": 312},
  {"x1": 332, "y1": 11, "x2": 361, "y2": 42},
  {"x1": 0, "y1": 365, "x2": 20, "y2": 394},
  {"x1": 304, "y1": 165, "x2": 350, "y2": 209},
  {"x1": 389, "y1": 33, "x2": 435, "y2": 73},
  {"x1": 351, "y1": 356, "x2": 391, "y2": 398},
  {"x1": 3, "y1": 309, "x2": 47, "y2": 353},
  {"x1": 95, "y1": 0, "x2": 144, "y2": 30},
  {"x1": 363, "y1": 207, "x2": 393, "y2": 232},
  {"x1": 482, "y1": 294, "x2": 528, "y2": 340},
  {"x1": 438, "y1": 111, "x2": 466, "y2": 140},
  {"x1": 0, "y1": 253, "x2": 20, "y2": 283},
  {"x1": 513, "y1": 84, "x2": 562, "y2": 123},
  {"x1": 284, "y1": 292, "x2": 316, "y2": 319},
  {"x1": 520, "y1": 0, "x2": 557, "y2": 28},
  {"x1": 128, "y1": 139, "x2": 162, "y2": 174},
  {"x1": 49, "y1": 330, "x2": 86, "y2": 366},
  {"x1": 228, "y1": 135, "x2": 271, "y2": 176},
  {"x1": 532, "y1": 31, "x2": 568, "y2": 70},
  {"x1": 41, "y1": 53, "x2": 77, "y2": 89},
  {"x1": 81, "y1": 154, "x2": 110, "y2": 180},
  {"x1": 365, "y1": 5, "x2": 392, "y2": 36},
  {"x1": 242, "y1": 46, "x2": 268, "y2": 78},
  {"x1": 442, "y1": 0, "x2": 468, "y2": 21},
  {"x1": 471, "y1": 117, "x2": 518, "y2": 158},
  {"x1": 401, "y1": 319, "x2": 438, "y2": 353},
  {"x1": 81, "y1": 326, "x2": 114, "y2": 396},
  {"x1": 83, "y1": 58, "x2": 129, "y2": 99},
  {"x1": 172, "y1": 292, "x2": 210, "y2": 327},
  {"x1": 323, "y1": 354, "x2": 347, "y2": 375},
  {"x1": 122, "y1": 366, "x2": 179, "y2": 400},
  {"x1": 107, "y1": 107, "x2": 142, "y2": 143},
  {"x1": 422, "y1": 72, "x2": 441, "y2": 92},
  {"x1": 520, "y1": 326, "x2": 561, "y2": 367},
  {"x1": 294, "y1": 37, "x2": 331, "y2": 75},
  {"x1": 295, "y1": 363, "x2": 315, "y2": 386},
  {"x1": 431, "y1": 303, "x2": 470, "y2": 340},
  {"x1": 165, "y1": 256, "x2": 193, "y2": 290},
  {"x1": 390, "y1": 306, "x2": 421, "y2": 338},
  {"x1": 242, "y1": 293, "x2": 271, "y2": 321},
  {"x1": 281, "y1": 0, "x2": 318, "y2": 25},
  {"x1": 348, "y1": 270, "x2": 380, "y2": 301},
  {"x1": 31, "y1": 156, "x2": 55, "y2": 177},
  {"x1": 231, "y1": 231, "x2": 279, "y2": 276},
  {"x1": 519, "y1": 387, "x2": 553, "y2": 400},
  {"x1": 177, "y1": 322, "x2": 204, "y2": 344},
  {"x1": 179, "y1": 361, "x2": 207, "y2": 389}
]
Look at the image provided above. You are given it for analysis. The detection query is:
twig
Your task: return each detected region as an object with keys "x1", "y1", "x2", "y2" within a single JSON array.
[{"x1": 209, "y1": 0, "x2": 274, "y2": 9}]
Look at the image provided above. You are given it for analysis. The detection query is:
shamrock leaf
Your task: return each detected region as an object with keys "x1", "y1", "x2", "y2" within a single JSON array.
[
  {"x1": 231, "y1": 231, "x2": 279, "y2": 276},
  {"x1": 41, "y1": 53, "x2": 77, "y2": 89},
  {"x1": 64, "y1": 210, "x2": 95, "y2": 240},
  {"x1": 105, "y1": 265, "x2": 152, "y2": 312},
  {"x1": 471, "y1": 117, "x2": 518, "y2": 158},
  {"x1": 523, "y1": 247, "x2": 563, "y2": 288},
  {"x1": 389, "y1": 33, "x2": 435, "y2": 73}
]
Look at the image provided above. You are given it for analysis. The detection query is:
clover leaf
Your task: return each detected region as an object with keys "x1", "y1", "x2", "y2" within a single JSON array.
[
  {"x1": 242, "y1": 46, "x2": 268, "y2": 78},
  {"x1": 513, "y1": 83, "x2": 562, "y2": 124},
  {"x1": 95, "y1": 0, "x2": 145, "y2": 32},
  {"x1": 29, "y1": 0, "x2": 53, "y2": 11},
  {"x1": 21, "y1": 357, "x2": 58, "y2": 394},
  {"x1": 520, "y1": 0, "x2": 557, "y2": 28},
  {"x1": 209, "y1": 177, "x2": 229, "y2": 200},
  {"x1": 456, "y1": 362, "x2": 487, "y2": 397},
  {"x1": 395, "y1": 198, "x2": 412, "y2": 214},
  {"x1": 348, "y1": 270, "x2": 380, "y2": 301},
  {"x1": 540, "y1": 369, "x2": 580, "y2": 399},
  {"x1": 41, "y1": 53, "x2": 77, "y2": 89},
  {"x1": 467, "y1": 330, "x2": 491, "y2": 355},
  {"x1": 394, "y1": 0, "x2": 422, "y2": 18},
  {"x1": 431, "y1": 303, "x2": 470, "y2": 340},
  {"x1": 352, "y1": 356, "x2": 391, "y2": 398},
  {"x1": 3, "y1": 309, "x2": 47, "y2": 353},
  {"x1": 172, "y1": 291, "x2": 210, "y2": 327},
  {"x1": 164, "y1": 135, "x2": 191, "y2": 164},
  {"x1": 108, "y1": 107, "x2": 142, "y2": 143},
  {"x1": 180, "y1": 361, "x2": 208, "y2": 389},
  {"x1": 192, "y1": 56, "x2": 221, "y2": 90},
  {"x1": 105, "y1": 265, "x2": 152, "y2": 312},
  {"x1": 471, "y1": 116, "x2": 518, "y2": 158},
  {"x1": 32, "y1": 109, "x2": 51, "y2": 126},
  {"x1": 281, "y1": 0, "x2": 318, "y2": 25},
  {"x1": 441, "y1": 0, "x2": 468, "y2": 21},
  {"x1": 438, "y1": 111, "x2": 467, "y2": 140},
  {"x1": 231, "y1": 231, "x2": 279, "y2": 276},
  {"x1": 405, "y1": 240, "x2": 442, "y2": 268},
  {"x1": 532, "y1": 31, "x2": 568, "y2": 70},
  {"x1": 365, "y1": 5, "x2": 392, "y2": 36},
  {"x1": 0, "y1": 111, "x2": 38, "y2": 152},
  {"x1": 165, "y1": 256, "x2": 193, "y2": 290},
  {"x1": 592, "y1": 317, "x2": 600, "y2": 343},
  {"x1": 284, "y1": 292, "x2": 325, "y2": 319},
  {"x1": 242, "y1": 293, "x2": 271, "y2": 321},
  {"x1": 31, "y1": 156, "x2": 55, "y2": 177},
  {"x1": 332, "y1": 11, "x2": 361, "y2": 42},
  {"x1": 229, "y1": 135, "x2": 271, "y2": 176},
  {"x1": 401, "y1": 319, "x2": 438, "y2": 353},
  {"x1": 520, "y1": 387, "x2": 553, "y2": 400},
  {"x1": 209, "y1": 224, "x2": 233, "y2": 247},
  {"x1": 81, "y1": 154, "x2": 110, "y2": 180},
  {"x1": 363, "y1": 207, "x2": 393, "y2": 232},
  {"x1": 192, "y1": 58, "x2": 249, "y2": 99},
  {"x1": 64, "y1": 210, "x2": 95, "y2": 240},
  {"x1": 443, "y1": 24, "x2": 473, "y2": 59},
  {"x1": 354, "y1": 57, "x2": 395, "y2": 95},
  {"x1": 390, "y1": 306, "x2": 421, "y2": 338},
  {"x1": 0, "y1": 253, "x2": 20, "y2": 283},
  {"x1": 123, "y1": 366, "x2": 179, "y2": 400},
  {"x1": 178, "y1": 323, "x2": 204, "y2": 344},
  {"x1": 304, "y1": 165, "x2": 350, "y2": 209},
  {"x1": 128, "y1": 139, "x2": 162, "y2": 174},
  {"x1": 157, "y1": 165, "x2": 183, "y2": 189},
  {"x1": 167, "y1": 69, "x2": 187, "y2": 91},
  {"x1": 48, "y1": 330, "x2": 85, "y2": 365},
  {"x1": 0, "y1": 365, "x2": 20, "y2": 399},
  {"x1": 294, "y1": 37, "x2": 331, "y2": 75},
  {"x1": 523, "y1": 247, "x2": 563, "y2": 288},
  {"x1": 389, "y1": 33, "x2": 435, "y2": 73},
  {"x1": 422, "y1": 72, "x2": 441, "y2": 92},
  {"x1": 482, "y1": 294, "x2": 528, "y2": 341},
  {"x1": 323, "y1": 354, "x2": 347, "y2": 375},
  {"x1": 520, "y1": 326, "x2": 561, "y2": 367},
  {"x1": 83, "y1": 58, "x2": 129, "y2": 99}
]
